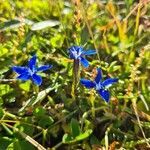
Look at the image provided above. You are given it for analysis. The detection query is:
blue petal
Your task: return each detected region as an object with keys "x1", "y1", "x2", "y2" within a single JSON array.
[
  {"x1": 82, "y1": 50, "x2": 96, "y2": 56},
  {"x1": 102, "y1": 78, "x2": 118, "y2": 88},
  {"x1": 76, "y1": 46, "x2": 83, "y2": 53},
  {"x1": 97, "y1": 89, "x2": 110, "y2": 102},
  {"x1": 95, "y1": 68, "x2": 102, "y2": 83},
  {"x1": 69, "y1": 47, "x2": 75, "y2": 59},
  {"x1": 17, "y1": 73, "x2": 30, "y2": 81},
  {"x1": 32, "y1": 74, "x2": 42, "y2": 86},
  {"x1": 69, "y1": 51, "x2": 75, "y2": 59},
  {"x1": 80, "y1": 79, "x2": 95, "y2": 88},
  {"x1": 69, "y1": 46, "x2": 83, "y2": 59},
  {"x1": 80, "y1": 57, "x2": 89, "y2": 68},
  {"x1": 70, "y1": 46, "x2": 82, "y2": 53},
  {"x1": 28, "y1": 55, "x2": 37, "y2": 71},
  {"x1": 37, "y1": 65, "x2": 53, "y2": 72},
  {"x1": 12, "y1": 66, "x2": 29, "y2": 74}
]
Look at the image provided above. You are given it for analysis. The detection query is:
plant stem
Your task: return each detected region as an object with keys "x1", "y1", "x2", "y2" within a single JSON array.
[
  {"x1": 72, "y1": 59, "x2": 80, "y2": 106},
  {"x1": 3, "y1": 123, "x2": 46, "y2": 150}
]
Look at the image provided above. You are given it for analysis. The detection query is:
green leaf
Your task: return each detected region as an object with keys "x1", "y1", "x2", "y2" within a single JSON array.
[
  {"x1": 62, "y1": 129, "x2": 93, "y2": 144},
  {"x1": 0, "y1": 107, "x2": 4, "y2": 118},
  {"x1": 31, "y1": 20, "x2": 60, "y2": 31},
  {"x1": 50, "y1": 34, "x2": 64, "y2": 48},
  {"x1": 33, "y1": 106, "x2": 46, "y2": 117},
  {"x1": 38, "y1": 115, "x2": 54, "y2": 128},
  {"x1": 19, "y1": 84, "x2": 60, "y2": 113},
  {"x1": 6, "y1": 140, "x2": 35, "y2": 150},
  {"x1": 90, "y1": 135, "x2": 100, "y2": 145},
  {"x1": 62, "y1": 134, "x2": 73, "y2": 144},
  {"x1": 75, "y1": 129, "x2": 93, "y2": 141},
  {"x1": 19, "y1": 81, "x2": 31, "y2": 92},
  {"x1": 0, "y1": 45, "x2": 8, "y2": 57},
  {"x1": 2, "y1": 124, "x2": 13, "y2": 135},
  {"x1": 0, "y1": 136, "x2": 12, "y2": 150},
  {"x1": 71, "y1": 118, "x2": 81, "y2": 138},
  {"x1": 0, "y1": 20, "x2": 20, "y2": 31},
  {"x1": 0, "y1": 19, "x2": 33, "y2": 31},
  {"x1": 14, "y1": 117, "x2": 34, "y2": 136},
  {"x1": 0, "y1": 84, "x2": 12, "y2": 96}
]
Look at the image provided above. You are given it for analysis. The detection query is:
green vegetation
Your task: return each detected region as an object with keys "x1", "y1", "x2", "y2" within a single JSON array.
[{"x1": 0, "y1": 0, "x2": 150, "y2": 149}]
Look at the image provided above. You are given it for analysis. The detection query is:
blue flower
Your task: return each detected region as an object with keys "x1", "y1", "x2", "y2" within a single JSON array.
[
  {"x1": 80, "y1": 68, "x2": 118, "y2": 102},
  {"x1": 69, "y1": 46, "x2": 96, "y2": 68},
  {"x1": 12, "y1": 55, "x2": 52, "y2": 86}
]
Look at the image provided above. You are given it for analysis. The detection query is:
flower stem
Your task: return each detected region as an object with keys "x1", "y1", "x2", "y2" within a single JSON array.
[
  {"x1": 90, "y1": 91, "x2": 95, "y2": 117},
  {"x1": 71, "y1": 59, "x2": 80, "y2": 105}
]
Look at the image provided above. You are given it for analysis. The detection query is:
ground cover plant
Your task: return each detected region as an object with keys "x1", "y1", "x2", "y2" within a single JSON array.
[{"x1": 0, "y1": 0, "x2": 150, "y2": 149}]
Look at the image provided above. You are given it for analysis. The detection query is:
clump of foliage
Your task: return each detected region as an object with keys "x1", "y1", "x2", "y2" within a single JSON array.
[{"x1": 0, "y1": 0, "x2": 150, "y2": 150}]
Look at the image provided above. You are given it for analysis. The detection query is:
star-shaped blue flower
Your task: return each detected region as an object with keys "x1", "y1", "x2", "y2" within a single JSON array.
[
  {"x1": 12, "y1": 55, "x2": 52, "y2": 86},
  {"x1": 80, "y1": 68, "x2": 118, "y2": 102},
  {"x1": 69, "y1": 46, "x2": 96, "y2": 68}
]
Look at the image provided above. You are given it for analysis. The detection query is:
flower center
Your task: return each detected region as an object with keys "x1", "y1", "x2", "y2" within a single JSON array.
[
  {"x1": 29, "y1": 68, "x2": 36, "y2": 75},
  {"x1": 72, "y1": 47, "x2": 82, "y2": 59},
  {"x1": 95, "y1": 82, "x2": 104, "y2": 90}
]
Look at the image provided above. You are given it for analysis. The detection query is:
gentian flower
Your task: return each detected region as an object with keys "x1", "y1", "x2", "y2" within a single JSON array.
[
  {"x1": 69, "y1": 46, "x2": 96, "y2": 68},
  {"x1": 12, "y1": 55, "x2": 52, "y2": 86},
  {"x1": 80, "y1": 68, "x2": 118, "y2": 102}
]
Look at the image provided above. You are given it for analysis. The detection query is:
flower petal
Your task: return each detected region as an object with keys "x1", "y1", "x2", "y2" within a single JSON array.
[
  {"x1": 102, "y1": 78, "x2": 118, "y2": 88},
  {"x1": 80, "y1": 79, "x2": 95, "y2": 88},
  {"x1": 28, "y1": 55, "x2": 37, "y2": 71},
  {"x1": 37, "y1": 65, "x2": 53, "y2": 72},
  {"x1": 82, "y1": 50, "x2": 96, "y2": 56},
  {"x1": 17, "y1": 73, "x2": 30, "y2": 81},
  {"x1": 69, "y1": 46, "x2": 82, "y2": 53},
  {"x1": 69, "y1": 46, "x2": 83, "y2": 59},
  {"x1": 97, "y1": 89, "x2": 110, "y2": 102},
  {"x1": 32, "y1": 74, "x2": 42, "y2": 86},
  {"x1": 95, "y1": 68, "x2": 102, "y2": 83},
  {"x1": 69, "y1": 51, "x2": 74, "y2": 59},
  {"x1": 76, "y1": 46, "x2": 83, "y2": 53},
  {"x1": 80, "y1": 57, "x2": 89, "y2": 68},
  {"x1": 12, "y1": 66, "x2": 29, "y2": 74}
]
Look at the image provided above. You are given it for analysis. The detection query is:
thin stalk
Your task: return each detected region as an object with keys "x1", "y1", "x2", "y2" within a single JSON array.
[
  {"x1": 71, "y1": 59, "x2": 80, "y2": 105},
  {"x1": 76, "y1": 1, "x2": 100, "y2": 62},
  {"x1": 47, "y1": 109, "x2": 79, "y2": 132},
  {"x1": 3, "y1": 123, "x2": 46, "y2": 150},
  {"x1": 105, "y1": 127, "x2": 110, "y2": 150},
  {"x1": 89, "y1": 91, "x2": 95, "y2": 118},
  {"x1": 0, "y1": 79, "x2": 16, "y2": 83},
  {"x1": 131, "y1": 2, "x2": 142, "y2": 51},
  {"x1": 132, "y1": 99, "x2": 150, "y2": 148}
]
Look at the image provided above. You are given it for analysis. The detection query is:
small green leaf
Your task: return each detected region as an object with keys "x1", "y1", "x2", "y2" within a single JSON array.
[
  {"x1": 75, "y1": 129, "x2": 93, "y2": 141},
  {"x1": 6, "y1": 140, "x2": 35, "y2": 150},
  {"x1": 31, "y1": 20, "x2": 60, "y2": 31},
  {"x1": 0, "y1": 46, "x2": 8, "y2": 57},
  {"x1": 33, "y1": 106, "x2": 46, "y2": 117},
  {"x1": 62, "y1": 134, "x2": 74, "y2": 144},
  {"x1": 0, "y1": 136, "x2": 12, "y2": 150},
  {"x1": 50, "y1": 34, "x2": 64, "y2": 48},
  {"x1": 62, "y1": 129, "x2": 93, "y2": 144},
  {"x1": 38, "y1": 115, "x2": 54, "y2": 128},
  {"x1": 0, "y1": 84, "x2": 12, "y2": 96},
  {"x1": 2, "y1": 124, "x2": 13, "y2": 135},
  {"x1": 19, "y1": 85, "x2": 60, "y2": 113},
  {"x1": 71, "y1": 118, "x2": 81, "y2": 138},
  {"x1": 19, "y1": 81, "x2": 31, "y2": 92},
  {"x1": 0, "y1": 20, "x2": 20, "y2": 31},
  {"x1": 0, "y1": 19, "x2": 33, "y2": 31},
  {"x1": 0, "y1": 107, "x2": 4, "y2": 118},
  {"x1": 90, "y1": 135, "x2": 100, "y2": 145},
  {"x1": 14, "y1": 117, "x2": 34, "y2": 136}
]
